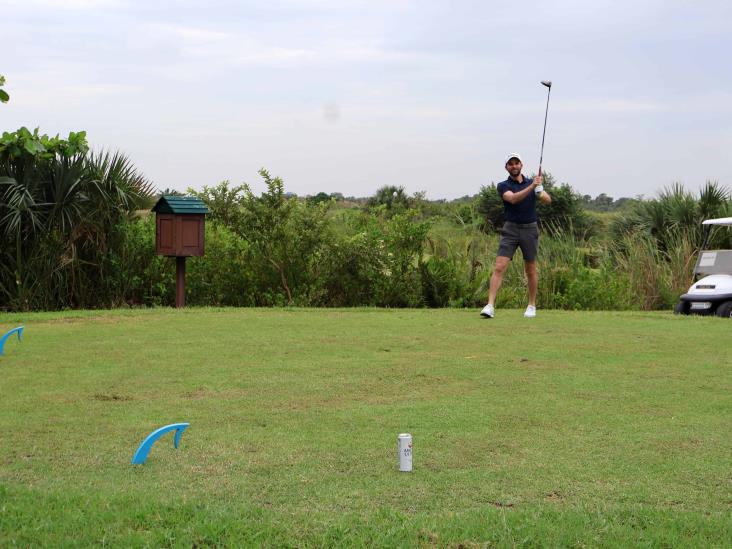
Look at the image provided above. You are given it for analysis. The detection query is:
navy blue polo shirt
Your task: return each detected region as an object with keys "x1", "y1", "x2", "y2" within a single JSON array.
[{"x1": 497, "y1": 176, "x2": 537, "y2": 223}]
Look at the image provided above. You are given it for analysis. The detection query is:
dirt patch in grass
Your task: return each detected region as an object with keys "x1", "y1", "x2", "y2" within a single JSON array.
[{"x1": 93, "y1": 393, "x2": 133, "y2": 402}]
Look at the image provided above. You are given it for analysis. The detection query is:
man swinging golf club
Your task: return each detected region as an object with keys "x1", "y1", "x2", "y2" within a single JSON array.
[
  {"x1": 481, "y1": 80, "x2": 554, "y2": 319},
  {"x1": 480, "y1": 153, "x2": 552, "y2": 318}
]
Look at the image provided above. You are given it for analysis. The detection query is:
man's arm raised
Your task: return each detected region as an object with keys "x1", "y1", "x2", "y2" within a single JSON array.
[{"x1": 502, "y1": 175, "x2": 541, "y2": 204}]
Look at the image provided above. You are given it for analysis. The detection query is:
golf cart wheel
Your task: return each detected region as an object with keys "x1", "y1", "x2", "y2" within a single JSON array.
[
  {"x1": 715, "y1": 301, "x2": 732, "y2": 318},
  {"x1": 673, "y1": 301, "x2": 689, "y2": 315}
]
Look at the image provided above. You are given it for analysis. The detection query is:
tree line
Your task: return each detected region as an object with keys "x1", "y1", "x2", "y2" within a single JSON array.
[{"x1": 1, "y1": 127, "x2": 730, "y2": 312}]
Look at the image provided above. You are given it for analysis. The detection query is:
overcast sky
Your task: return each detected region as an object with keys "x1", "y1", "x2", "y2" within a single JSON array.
[{"x1": 3, "y1": 0, "x2": 731, "y2": 199}]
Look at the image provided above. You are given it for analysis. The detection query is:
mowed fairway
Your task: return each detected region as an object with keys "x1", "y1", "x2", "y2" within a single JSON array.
[{"x1": 0, "y1": 308, "x2": 730, "y2": 547}]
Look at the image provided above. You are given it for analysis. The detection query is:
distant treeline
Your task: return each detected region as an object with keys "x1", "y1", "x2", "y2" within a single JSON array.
[{"x1": 221, "y1": 188, "x2": 638, "y2": 212}]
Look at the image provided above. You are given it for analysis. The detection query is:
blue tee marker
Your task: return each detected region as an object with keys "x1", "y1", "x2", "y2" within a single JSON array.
[
  {"x1": 0, "y1": 326, "x2": 23, "y2": 356},
  {"x1": 131, "y1": 422, "x2": 190, "y2": 464}
]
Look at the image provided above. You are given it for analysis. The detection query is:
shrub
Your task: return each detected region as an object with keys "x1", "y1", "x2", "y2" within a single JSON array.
[
  {"x1": 0, "y1": 128, "x2": 154, "y2": 310},
  {"x1": 477, "y1": 172, "x2": 595, "y2": 238},
  {"x1": 191, "y1": 170, "x2": 332, "y2": 305}
]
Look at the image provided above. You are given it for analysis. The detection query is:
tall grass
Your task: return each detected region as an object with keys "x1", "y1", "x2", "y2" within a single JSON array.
[
  {"x1": 464, "y1": 224, "x2": 699, "y2": 311},
  {"x1": 609, "y1": 230, "x2": 696, "y2": 310}
]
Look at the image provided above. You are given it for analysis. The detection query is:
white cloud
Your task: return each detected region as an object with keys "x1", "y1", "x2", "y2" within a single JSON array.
[
  {"x1": 554, "y1": 99, "x2": 665, "y2": 113},
  {"x1": 64, "y1": 83, "x2": 144, "y2": 97},
  {"x1": 14, "y1": 0, "x2": 122, "y2": 9},
  {"x1": 153, "y1": 24, "x2": 232, "y2": 43},
  {"x1": 329, "y1": 44, "x2": 418, "y2": 62},
  {"x1": 142, "y1": 23, "x2": 420, "y2": 68},
  {"x1": 144, "y1": 22, "x2": 317, "y2": 66}
]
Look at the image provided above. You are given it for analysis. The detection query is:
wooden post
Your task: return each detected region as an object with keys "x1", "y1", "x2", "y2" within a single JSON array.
[{"x1": 175, "y1": 256, "x2": 186, "y2": 308}]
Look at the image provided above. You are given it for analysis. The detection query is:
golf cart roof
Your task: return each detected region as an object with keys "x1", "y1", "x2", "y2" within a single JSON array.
[{"x1": 702, "y1": 217, "x2": 732, "y2": 226}]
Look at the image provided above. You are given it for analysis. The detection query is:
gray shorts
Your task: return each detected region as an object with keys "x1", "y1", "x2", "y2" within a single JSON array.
[{"x1": 497, "y1": 221, "x2": 539, "y2": 262}]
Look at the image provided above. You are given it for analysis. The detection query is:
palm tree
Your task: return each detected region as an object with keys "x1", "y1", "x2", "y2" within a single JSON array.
[
  {"x1": 0, "y1": 128, "x2": 155, "y2": 309},
  {"x1": 0, "y1": 174, "x2": 46, "y2": 307},
  {"x1": 368, "y1": 185, "x2": 410, "y2": 211},
  {"x1": 611, "y1": 182, "x2": 731, "y2": 252}
]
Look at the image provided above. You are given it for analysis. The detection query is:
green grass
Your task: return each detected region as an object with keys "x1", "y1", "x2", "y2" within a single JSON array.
[{"x1": 1, "y1": 308, "x2": 730, "y2": 547}]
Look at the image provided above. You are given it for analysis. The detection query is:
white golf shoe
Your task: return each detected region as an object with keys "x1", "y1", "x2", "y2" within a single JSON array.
[
  {"x1": 480, "y1": 304, "x2": 495, "y2": 318},
  {"x1": 524, "y1": 305, "x2": 537, "y2": 318}
]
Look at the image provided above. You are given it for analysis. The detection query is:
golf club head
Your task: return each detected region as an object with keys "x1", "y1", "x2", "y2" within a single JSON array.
[{"x1": 541, "y1": 80, "x2": 552, "y2": 88}]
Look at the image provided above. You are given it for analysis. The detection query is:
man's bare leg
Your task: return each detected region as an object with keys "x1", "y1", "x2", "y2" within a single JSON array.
[
  {"x1": 525, "y1": 260, "x2": 538, "y2": 306},
  {"x1": 488, "y1": 256, "x2": 511, "y2": 305}
]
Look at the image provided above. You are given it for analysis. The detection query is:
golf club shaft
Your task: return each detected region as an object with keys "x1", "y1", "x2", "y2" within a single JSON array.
[{"x1": 538, "y1": 85, "x2": 551, "y2": 176}]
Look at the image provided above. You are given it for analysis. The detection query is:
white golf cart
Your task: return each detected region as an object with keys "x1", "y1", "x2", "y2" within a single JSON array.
[{"x1": 675, "y1": 217, "x2": 732, "y2": 318}]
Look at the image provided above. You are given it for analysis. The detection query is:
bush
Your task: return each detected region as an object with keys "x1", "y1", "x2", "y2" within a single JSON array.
[
  {"x1": 0, "y1": 128, "x2": 154, "y2": 310},
  {"x1": 309, "y1": 232, "x2": 384, "y2": 307},
  {"x1": 477, "y1": 172, "x2": 595, "y2": 238},
  {"x1": 191, "y1": 170, "x2": 332, "y2": 305},
  {"x1": 185, "y1": 224, "x2": 257, "y2": 307},
  {"x1": 420, "y1": 256, "x2": 465, "y2": 307}
]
